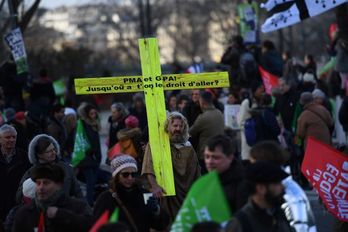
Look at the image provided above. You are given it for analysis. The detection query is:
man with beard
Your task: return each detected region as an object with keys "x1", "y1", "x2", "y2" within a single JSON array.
[
  {"x1": 142, "y1": 112, "x2": 201, "y2": 224},
  {"x1": 226, "y1": 161, "x2": 292, "y2": 232},
  {"x1": 12, "y1": 164, "x2": 93, "y2": 232}
]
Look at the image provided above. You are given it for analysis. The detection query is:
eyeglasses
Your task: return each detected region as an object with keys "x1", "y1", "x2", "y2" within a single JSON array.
[
  {"x1": 43, "y1": 148, "x2": 56, "y2": 154},
  {"x1": 120, "y1": 172, "x2": 138, "y2": 178}
]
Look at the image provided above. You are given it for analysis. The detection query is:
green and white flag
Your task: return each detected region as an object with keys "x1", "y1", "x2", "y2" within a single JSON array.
[
  {"x1": 71, "y1": 119, "x2": 90, "y2": 167},
  {"x1": 170, "y1": 172, "x2": 231, "y2": 232}
]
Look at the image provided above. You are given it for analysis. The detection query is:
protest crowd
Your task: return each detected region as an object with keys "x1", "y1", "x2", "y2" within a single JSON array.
[{"x1": 1, "y1": 2, "x2": 348, "y2": 232}]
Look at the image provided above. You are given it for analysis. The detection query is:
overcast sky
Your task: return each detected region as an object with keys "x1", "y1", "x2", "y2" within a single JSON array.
[{"x1": 39, "y1": 0, "x2": 95, "y2": 9}]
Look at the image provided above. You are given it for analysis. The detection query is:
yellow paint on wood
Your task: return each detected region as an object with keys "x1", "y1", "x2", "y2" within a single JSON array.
[{"x1": 139, "y1": 38, "x2": 175, "y2": 196}]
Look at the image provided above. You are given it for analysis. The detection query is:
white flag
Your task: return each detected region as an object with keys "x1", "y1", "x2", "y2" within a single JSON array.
[{"x1": 261, "y1": 0, "x2": 348, "y2": 33}]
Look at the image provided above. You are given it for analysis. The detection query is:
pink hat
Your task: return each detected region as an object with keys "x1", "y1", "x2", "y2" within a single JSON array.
[
  {"x1": 125, "y1": 115, "x2": 139, "y2": 128},
  {"x1": 15, "y1": 111, "x2": 25, "y2": 121}
]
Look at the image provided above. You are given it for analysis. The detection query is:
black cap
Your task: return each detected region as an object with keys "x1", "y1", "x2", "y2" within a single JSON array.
[
  {"x1": 246, "y1": 161, "x2": 288, "y2": 184},
  {"x1": 31, "y1": 164, "x2": 65, "y2": 183}
]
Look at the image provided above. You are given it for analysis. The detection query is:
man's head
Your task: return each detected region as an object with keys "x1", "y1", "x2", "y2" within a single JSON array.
[
  {"x1": 199, "y1": 91, "x2": 214, "y2": 110},
  {"x1": 191, "y1": 90, "x2": 201, "y2": 103},
  {"x1": 246, "y1": 161, "x2": 288, "y2": 208},
  {"x1": 177, "y1": 94, "x2": 189, "y2": 112},
  {"x1": 164, "y1": 112, "x2": 189, "y2": 143},
  {"x1": 0, "y1": 124, "x2": 17, "y2": 151},
  {"x1": 52, "y1": 103, "x2": 65, "y2": 121},
  {"x1": 300, "y1": 92, "x2": 314, "y2": 106},
  {"x1": 31, "y1": 164, "x2": 65, "y2": 201},
  {"x1": 204, "y1": 135, "x2": 236, "y2": 174},
  {"x1": 312, "y1": 89, "x2": 326, "y2": 105},
  {"x1": 249, "y1": 141, "x2": 290, "y2": 166},
  {"x1": 111, "y1": 102, "x2": 129, "y2": 121},
  {"x1": 278, "y1": 78, "x2": 292, "y2": 94}
]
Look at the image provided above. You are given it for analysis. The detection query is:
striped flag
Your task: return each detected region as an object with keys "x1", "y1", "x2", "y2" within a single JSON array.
[
  {"x1": 261, "y1": 0, "x2": 348, "y2": 33},
  {"x1": 89, "y1": 210, "x2": 109, "y2": 232}
]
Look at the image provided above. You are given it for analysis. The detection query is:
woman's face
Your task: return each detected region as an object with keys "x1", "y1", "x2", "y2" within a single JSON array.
[
  {"x1": 37, "y1": 143, "x2": 57, "y2": 163},
  {"x1": 117, "y1": 167, "x2": 137, "y2": 189},
  {"x1": 169, "y1": 96, "x2": 177, "y2": 108},
  {"x1": 88, "y1": 108, "x2": 98, "y2": 120},
  {"x1": 111, "y1": 108, "x2": 121, "y2": 121}
]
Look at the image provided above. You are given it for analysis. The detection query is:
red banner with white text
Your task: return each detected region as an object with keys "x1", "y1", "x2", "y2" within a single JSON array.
[{"x1": 301, "y1": 137, "x2": 348, "y2": 222}]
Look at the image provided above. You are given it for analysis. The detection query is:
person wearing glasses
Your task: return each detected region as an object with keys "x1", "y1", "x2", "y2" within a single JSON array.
[
  {"x1": 16, "y1": 134, "x2": 83, "y2": 202},
  {"x1": 93, "y1": 154, "x2": 168, "y2": 232}
]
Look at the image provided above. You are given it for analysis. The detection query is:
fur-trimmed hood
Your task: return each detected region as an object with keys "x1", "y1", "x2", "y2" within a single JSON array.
[
  {"x1": 77, "y1": 102, "x2": 100, "y2": 131},
  {"x1": 28, "y1": 134, "x2": 61, "y2": 164},
  {"x1": 117, "y1": 127, "x2": 142, "y2": 141}
]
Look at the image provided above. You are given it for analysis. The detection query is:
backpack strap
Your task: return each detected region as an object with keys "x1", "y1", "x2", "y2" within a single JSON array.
[{"x1": 111, "y1": 191, "x2": 138, "y2": 232}]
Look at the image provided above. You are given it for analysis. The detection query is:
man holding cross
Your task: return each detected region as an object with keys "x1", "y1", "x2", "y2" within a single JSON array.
[
  {"x1": 142, "y1": 112, "x2": 201, "y2": 223},
  {"x1": 74, "y1": 38, "x2": 229, "y2": 223}
]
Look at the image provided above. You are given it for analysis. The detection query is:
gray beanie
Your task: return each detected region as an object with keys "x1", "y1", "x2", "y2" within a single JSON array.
[{"x1": 312, "y1": 89, "x2": 325, "y2": 99}]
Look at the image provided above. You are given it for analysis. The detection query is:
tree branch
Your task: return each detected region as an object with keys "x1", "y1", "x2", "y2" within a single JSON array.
[{"x1": 19, "y1": 0, "x2": 41, "y2": 32}]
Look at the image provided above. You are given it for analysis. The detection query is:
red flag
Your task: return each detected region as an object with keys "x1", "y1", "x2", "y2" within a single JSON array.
[
  {"x1": 258, "y1": 66, "x2": 279, "y2": 95},
  {"x1": 301, "y1": 137, "x2": 348, "y2": 222},
  {"x1": 89, "y1": 210, "x2": 109, "y2": 232},
  {"x1": 38, "y1": 211, "x2": 45, "y2": 232},
  {"x1": 107, "y1": 143, "x2": 121, "y2": 161}
]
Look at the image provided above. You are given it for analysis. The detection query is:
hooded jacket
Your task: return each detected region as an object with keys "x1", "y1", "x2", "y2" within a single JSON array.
[
  {"x1": 16, "y1": 134, "x2": 83, "y2": 202},
  {"x1": 297, "y1": 102, "x2": 333, "y2": 149},
  {"x1": 76, "y1": 103, "x2": 101, "y2": 168}
]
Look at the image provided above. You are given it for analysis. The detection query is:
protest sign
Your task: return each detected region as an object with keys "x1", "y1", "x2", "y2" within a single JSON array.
[
  {"x1": 4, "y1": 27, "x2": 28, "y2": 74},
  {"x1": 238, "y1": 2, "x2": 259, "y2": 43},
  {"x1": 224, "y1": 104, "x2": 241, "y2": 130},
  {"x1": 301, "y1": 137, "x2": 348, "y2": 221}
]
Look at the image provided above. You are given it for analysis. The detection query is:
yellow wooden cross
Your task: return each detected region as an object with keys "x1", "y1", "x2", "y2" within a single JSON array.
[{"x1": 74, "y1": 38, "x2": 229, "y2": 196}]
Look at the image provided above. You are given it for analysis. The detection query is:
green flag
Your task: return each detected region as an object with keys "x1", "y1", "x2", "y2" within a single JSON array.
[
  {"x1": 109, "y1": 208, "x2": 119, "y2": 223},
  {"x1": 71, "y1": 119, "x2": 90, "y2": 167},
  {"x1": 170, "y1": 172, "x2": 231, "y2": 232}
]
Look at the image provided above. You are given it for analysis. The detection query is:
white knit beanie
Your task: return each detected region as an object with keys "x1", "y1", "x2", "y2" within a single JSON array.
[
  {"x1": 111, "y1": 154, "x2": 138, "y2": 177},
  {"x1": 22, "y1": 178, "x2": 36, "y2": 199}
]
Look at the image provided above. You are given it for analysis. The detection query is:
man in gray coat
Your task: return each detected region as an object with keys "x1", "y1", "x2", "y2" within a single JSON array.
[{"x1": 189, "y1": 91, "x2": 224, "y2": 173}]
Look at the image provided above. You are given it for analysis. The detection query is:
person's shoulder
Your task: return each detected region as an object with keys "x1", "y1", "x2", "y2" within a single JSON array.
[
  {"x1": 95, "y1": 190, "x2": 114, "y2": 202},
  {"x1": 57, "y1": 161, "x2": 74, "y2": 172},
  {"x1": 15, "y1": 203, "x2": 35, "y2": 217}
]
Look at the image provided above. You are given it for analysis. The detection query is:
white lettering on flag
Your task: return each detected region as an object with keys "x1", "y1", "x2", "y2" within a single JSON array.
[{"x1": 261, "y1": 0, "x2": 348, "y2": 33}]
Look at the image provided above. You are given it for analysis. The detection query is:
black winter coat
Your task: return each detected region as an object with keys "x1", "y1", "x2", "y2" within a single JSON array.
[
  {"x1": 0, "y1": 148, "x2": 30, "y2": 221},
  {"x1": 339, "y1": 96, "x2": 348, "y2": 132},
  {"x1": 219, "y1": 160, "x2": 247, "y2": 213},
  {"x1": 12, "y1": 196, "x2": 93, "y2": 232},
  {"x1": 93, "y1": 186, "x2": 168, "y2": 232}
]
